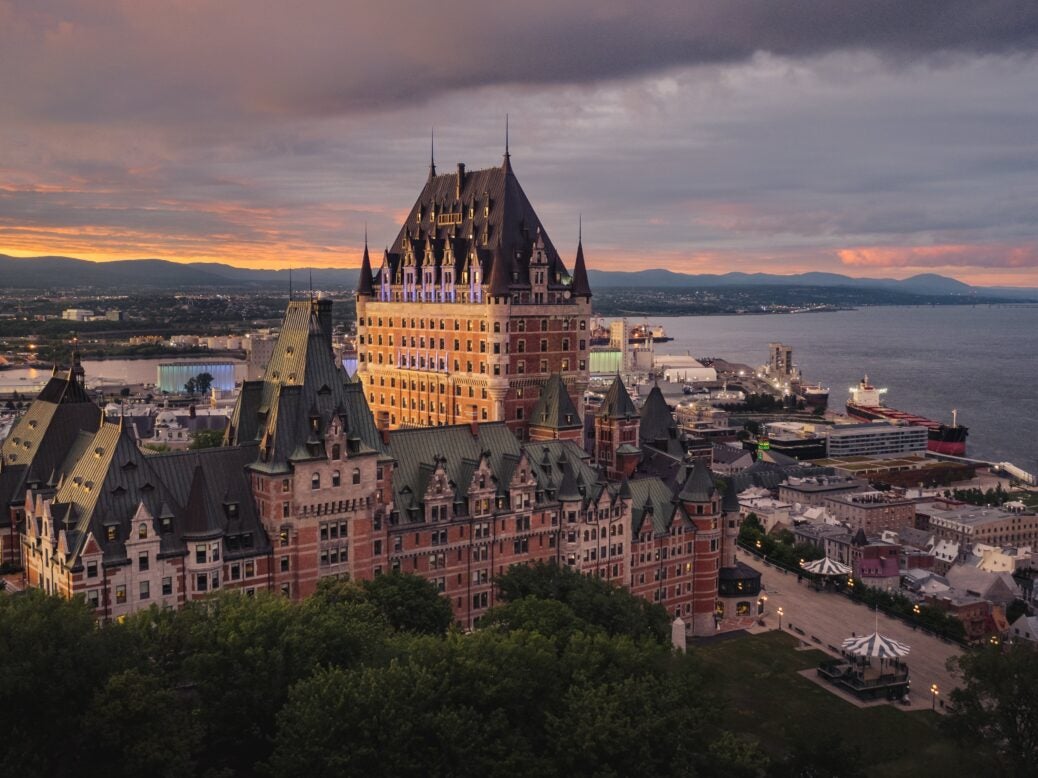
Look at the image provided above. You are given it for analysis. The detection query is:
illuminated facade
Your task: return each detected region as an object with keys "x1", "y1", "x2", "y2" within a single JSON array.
[{"x1": 355, "y1": 151, "x2": 592, "y2": 438}]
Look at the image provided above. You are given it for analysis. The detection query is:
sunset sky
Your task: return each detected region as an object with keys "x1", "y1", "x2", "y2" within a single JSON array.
[{"x1": 2, "y1": 2, "x2": 1038, "y2": 285}]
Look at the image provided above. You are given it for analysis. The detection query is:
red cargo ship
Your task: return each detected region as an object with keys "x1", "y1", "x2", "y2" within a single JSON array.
[{"x1": 846, "y1": 376, "x2": 968, "y2": 456}]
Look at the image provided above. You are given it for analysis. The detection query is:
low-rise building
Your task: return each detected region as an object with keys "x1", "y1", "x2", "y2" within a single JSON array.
[
  {"x1": 920, "y1": 501, "x2": 1038, "y2": 560},
  {"x1": 824, "y1": 490, "x2": 916, "y2": 534},
  {"x1": 778, "y1": 475, "x2": 866, "y2": 508},
  {"x1": 825, "y1": 421, "x2": 928, "y2": 458},
  {"x1": 1008, "y1": 614, "x2": 1038, "y2": 644}
]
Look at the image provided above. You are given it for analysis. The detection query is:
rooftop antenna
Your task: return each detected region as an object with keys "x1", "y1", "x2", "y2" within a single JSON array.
[{"x1": 505, "y1": 114, "x2": 509, "y2": 158}]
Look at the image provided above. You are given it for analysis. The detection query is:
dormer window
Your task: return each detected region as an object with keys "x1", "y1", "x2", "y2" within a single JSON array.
[
  {"x1": 161, "y1": 517, "x2": 173, "y2": 533},
  {"x1": 138, "y1": 523, "x2": 147, "y2": 539},
  {"x1": 106, "y1": 526, "x2": 117, "y2": 542}
]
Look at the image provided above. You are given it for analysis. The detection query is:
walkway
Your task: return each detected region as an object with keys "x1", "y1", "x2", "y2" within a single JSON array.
[{"x1": 737, "y1": 547, "x2": 962, "y2": 712}]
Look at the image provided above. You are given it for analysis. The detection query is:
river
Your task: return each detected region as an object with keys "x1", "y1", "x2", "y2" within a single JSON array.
[{"x1": 647, "y1": 304, "x2": 1038, "y2": 468}]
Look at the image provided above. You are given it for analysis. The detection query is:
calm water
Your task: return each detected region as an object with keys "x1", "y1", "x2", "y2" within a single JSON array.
[
  {"x1": 0, "y1": 357, "x2": 248, "y2": 392},
  {"x1": 649, "y1": 305, "x2": 1038, "y2": 468}
]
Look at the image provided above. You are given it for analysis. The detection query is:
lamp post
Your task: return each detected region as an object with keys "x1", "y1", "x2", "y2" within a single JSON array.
[
  {"x1": 777, "y1": 606, "x2": 784, "y2": 630},
  {"x1": 930, "y1": 683, "x2": 939, "y2": 710},
  {"x1": 913, "y1": 603, "x2": 921, "y2": 618}
]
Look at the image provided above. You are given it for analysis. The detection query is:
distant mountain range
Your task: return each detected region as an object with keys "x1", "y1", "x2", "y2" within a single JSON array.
[{"x1": 2, "y1": 253, "x2": 1036, "y2": 299}]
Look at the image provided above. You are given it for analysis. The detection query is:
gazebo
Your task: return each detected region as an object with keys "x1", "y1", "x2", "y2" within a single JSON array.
[
  {"x1": 800, "y1": 556, "x2": 852, "y2": 590},
  {"x1": 801, "y1": 556, "x2": 851, "y2": 577},
  {"x1": 817, "y1": 628, "x2": 911, "y2": 701}
]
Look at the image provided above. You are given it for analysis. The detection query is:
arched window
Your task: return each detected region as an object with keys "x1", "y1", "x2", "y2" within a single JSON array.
[
  {"x1": 352, "y1": 468, "x2": 361, "y2": 485},
  {"x1": 332, "y1": 470, "x2": 341, "y2": 487},
  {"x1": 138, "y1": 523, "x2": 147, "y2": 539},
  {"x1": 311, "y1": 473, "x2": 321, "y2": 490}
]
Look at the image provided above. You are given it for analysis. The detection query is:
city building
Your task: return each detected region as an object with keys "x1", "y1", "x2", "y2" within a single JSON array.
[
  {"x1": 61, "y1": 308, "x2": 94, "y2": 321},
  {"x1": 354, "y1": 151, "x2": 591, "y2": 436},
  {"x1": 824, "y1": 490, "x2": 916, "y2": 534},
  {"x1": 778, "y1": 475, "x2": 866, "y2": 507},
  {"x1": 12, "y1": 296, "x2": 737, "y2": 635},
  {"x1": 825, "y1": 421, "x2": 928, "y2": 457},
  {"x1": 919, "y1": 501, "x2": 1038, "y2": 560}
]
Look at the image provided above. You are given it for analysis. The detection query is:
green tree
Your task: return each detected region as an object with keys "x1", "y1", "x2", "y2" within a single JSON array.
[
  {"x1": 945, "y1": 644, "x2": 1038, "y2": 777},
  {"x1": 184, "y1": 377, "x2": 197, "y2": 394},
  {"x1": 0, "y1": 591, "x2": 110, "y2": 776},
  {"x1": 81, "y1": 669, "x2": 202, "y2": 777},
  {"x1": 195, "y1": 371, "x2": 215, "y2": 394},
  {"x1": 359, "y1": 571, "x2": 454, "y2": 635},
  {"x1": 495, "y1": 561, "x2": 670, "y2": 642},
  {"x1": 188, "y1": 427, "x2": 225, "y2": 449}
]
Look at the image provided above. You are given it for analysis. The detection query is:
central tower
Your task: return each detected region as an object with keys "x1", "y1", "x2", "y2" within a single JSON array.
[{"x1": 355, "y1": 148, "x2": 591, "y2": 439}]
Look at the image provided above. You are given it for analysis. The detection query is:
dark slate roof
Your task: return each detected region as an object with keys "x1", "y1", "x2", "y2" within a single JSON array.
[
  {"x1": 356, "y1": 241, "x2": 374, "y2": 296},
  {"x1": 722, "y1": 482, "x2": 741, "y2": 514},
  {"x1": 228, "y1": 299, "x2": 385, "y2": 472},
  {"x1": 377, "y1": 158, "x2": 576, "y2": 295},
  {"x1": 2, "y1": 372, "x2": 101, "y2": 496},
  {"x1": 39, "y1": 420, "x2": 268, "y2": 566},
  {"x1": 599, "y1": 375, "x2": 637, "y2": 419},
  {"x1": 676, "y1": 459, "x2": 718, "y2": 503},
  {"x1": 726, "y1": 460, "x2": 835, "y2": 494},
  {"x1": 712, "y1": 444, "x2": 752, "y2": 465},
  {"x1": 524, "y1": 439, "x2": 606, "y2": 507},
  {"x1": 555, "y1": 459, "x2": 582, "y2": 503},
  {"x1": 386, "y1": 422, "x2": 522, "y2": 518},
  {"x1": 719, "y1": 560, "x2": 762, "y2": 581},
  {"x1": 639, "y1": 383, "x2": 673, "y2": 443},
  {"x1": 571, "y1": 239, "x2": 591, "y2": 298},
  {"x1": 529, "y1": 374, "x2": 582, "y2": 431},
  {"x1": 628, "y1": 477, "x2": 690, "y2": 536}
]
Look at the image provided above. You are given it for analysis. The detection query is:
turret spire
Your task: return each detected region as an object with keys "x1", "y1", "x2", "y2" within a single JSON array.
[
  {"x1": 502, "y1": 114, "x2": 512, "y2": 172},
  {"x1": 429, "y1": 128, "x2": 436, "y2": 180}
]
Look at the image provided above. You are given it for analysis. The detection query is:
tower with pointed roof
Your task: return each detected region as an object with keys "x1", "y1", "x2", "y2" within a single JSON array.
[
  {"x1": 593, "y1": 375, "x2": 640, "y2": 478},
  {"x1": 355, "y1": 145, "x2": 591, "y2": 440}
]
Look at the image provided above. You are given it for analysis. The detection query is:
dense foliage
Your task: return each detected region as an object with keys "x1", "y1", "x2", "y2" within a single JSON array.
[
  {"x1": 737, "y1": 513, "x2": 824, "y2": 570},
  {"x1": 1, "y1": 567, "x2": 775, "y2": 777},
  {"x1": 945, "y1": 644, "x2": 1038, "y2": 778}
]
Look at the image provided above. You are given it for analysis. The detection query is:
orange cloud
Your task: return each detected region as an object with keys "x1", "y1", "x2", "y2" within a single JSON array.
[{"x1": 838, "y1": 243, "x2": 1038, "y2": 269}]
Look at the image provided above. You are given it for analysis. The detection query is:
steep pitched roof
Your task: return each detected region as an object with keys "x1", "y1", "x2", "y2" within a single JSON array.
[
  {"x1": 599, "y1": 375, "x2": 637, "y2": 419},
  {"x1": 628, "y1": 477, "x2": 684, "y2": 536},
  {"x1": 571, "y1": 239, "x2": 591, "y2": 298},
  {"x1": 228, "y1": 299, "x2": 385, "y2": 471},
  {"x1": 387, "y1": 158, "x2": 575, "y2": 294},
  {"x1": 639, "y1": 383, "x2": 675, "y2": 444},
  {"x1": 722, "y1": 482, "x2": 741, "y2": 514},
  {"x1": 529, "y1": 374, "x2": 582, "y2": 431},
  {"x1": 356, "y1": 240, "x2": 374, "y2": 296},
  {"x1": 1, "y1": 372, "x2": 101, "y2": 496},
  {"x1": 182, "y1": 465, "x2": 223, "y2": 540},
  {"x1": 676, "y1": 459, "x2": 718, "y2": 504}
]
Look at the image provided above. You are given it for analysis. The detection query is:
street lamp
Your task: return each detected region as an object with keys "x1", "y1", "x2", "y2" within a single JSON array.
[
  {"x1": 930, "y1": 683, "x2": 939, "y2": 710},
  {"x1": 777, "y1": 606, "x2": 784, "y2": 630},
  {"x1": 913, "y1": 604, "x2": 921, "y2": 617},
  {"x1": 990, "y1": 635, "x2": 1000, "y2": 647}
]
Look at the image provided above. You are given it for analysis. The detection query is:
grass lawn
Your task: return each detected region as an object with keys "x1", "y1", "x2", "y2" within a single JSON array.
[{"x1": 695, "y1": 630, "x2": 987, "y2": 777}]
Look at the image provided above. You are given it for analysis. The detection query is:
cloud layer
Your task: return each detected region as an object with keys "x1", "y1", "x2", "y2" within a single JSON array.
[{"x1": 3, "y1": 1, "x2": 1038, "y2": 284}]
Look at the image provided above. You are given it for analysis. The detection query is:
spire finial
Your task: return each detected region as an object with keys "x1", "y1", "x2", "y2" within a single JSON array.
[
  {"x1": 505, "y1": 113, "x2": 509, "y2": 158},
  {"x1": 578, "y1": 212, "x2": 582, "y2": 244},
  {"x1": 289, "y1": 268, "x2": 293, "y2": 301},
  {"x1": 364, "y1": 221, "x2": 368, "y2": 249},
  {"x1": 429, "y1": 128, "x2": 436, "y2": 178}
]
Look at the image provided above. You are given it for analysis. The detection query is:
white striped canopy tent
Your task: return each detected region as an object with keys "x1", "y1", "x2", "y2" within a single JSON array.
[
  {"x1": 801, "y1": 557, "x2": 852, "y2": 577},
  {"x1": 841, "y1": 631, "x2": 911, "y2": 659}
]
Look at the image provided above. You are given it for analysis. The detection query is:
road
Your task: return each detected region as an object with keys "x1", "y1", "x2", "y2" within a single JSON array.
[{"x1": 740, "y1": 547, "x2": 962, "y2": 712}]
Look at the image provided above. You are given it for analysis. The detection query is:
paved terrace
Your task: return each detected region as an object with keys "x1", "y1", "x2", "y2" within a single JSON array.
[{"x1": 735, "y1": 547, "x2": 962, "y2": 712}]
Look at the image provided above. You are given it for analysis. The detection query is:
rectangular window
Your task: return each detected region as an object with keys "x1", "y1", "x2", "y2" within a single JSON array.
[
  {"x1": 86, "y1": 589, "x2": 99, "y2": 608},
  {"x1": 195, "y1": 544, "x2": 206, "y2": 564},
  {"x1": 139, "y1": 580, "x2": 150, "y2": 600},
  {"x1": 86, "y1": 561, "x2": 98, "y2": 578},
  {"x1": 115, "y1": 585, "x2": 126, "y2": 604},
  {"x1": 280, "y1": 556, "x2": 290, "y2": 572},
  {"x1": 230, "y1": 563, "x2": 241, "y2": 581},
  {"x1": 244, "y1": 560, "x2": 255, "y2": 578},
  {"x1": 374, "y1": 540, "x2": 383, "y2": 556},
  {"x1": 138, "y1": 552, "x2": 149, "y2": 572},
  {"x1": 197, "y1": 574, "x2": 208, "y2": 592},
  {"x1": 162, "y1": 577, "x2": 173, "y2": 596}
]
